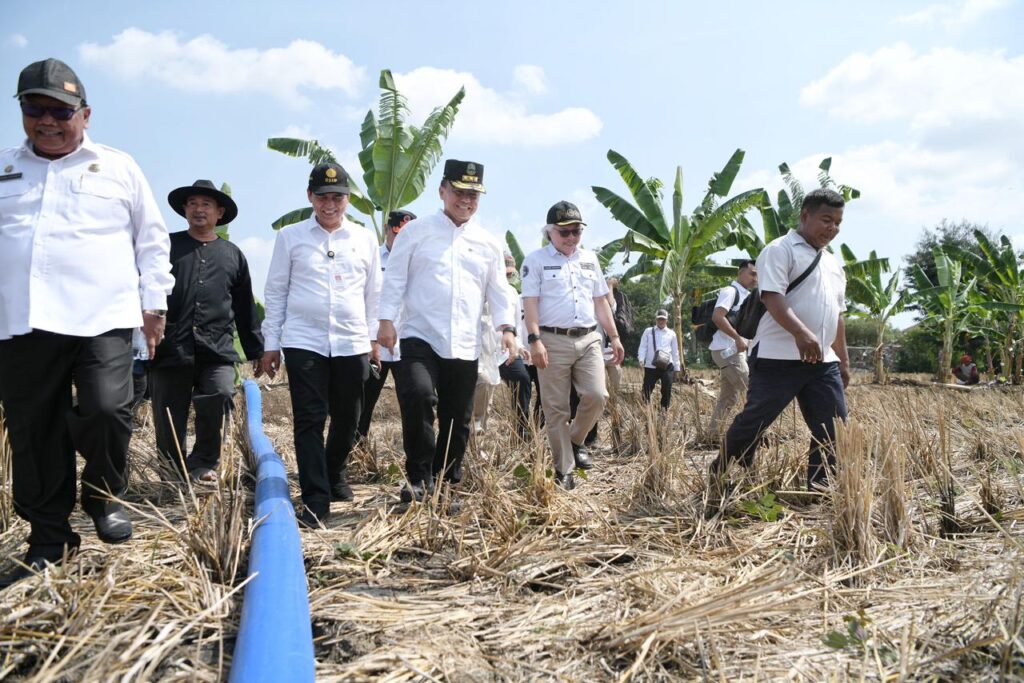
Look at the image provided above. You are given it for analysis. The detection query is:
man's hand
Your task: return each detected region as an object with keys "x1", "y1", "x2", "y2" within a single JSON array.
[
  {"x1": 735, "y1": 337, "x2": 749, "y2": 353},
  {"x1": 531, "y1": 340, "x2": 549, "y2": 369},
  {"x1": 501, "y1": 331, "x2": 517, "y2": 366},
  {"x1": 260, "y1": 350, "x2": 281, "y2": 379},
  {"x1": 609, "y1": 337, "x2": 625, "y2": 366},
  {"x1": 517, "y1": 346, "x2": 532, "y2": 364},
  {"x1": 377, "y1": 320, "x2": 397, "y2": 352},
  {"x1": 795, "y1": 330, "x2": 823, "y2": 363},
  {"x1": 839, "y1": 361, "x2": 851, "y2": 388},
  {"x1": 251, "y1": 359, "x2": 262, "y2": 377},
  {"x1": 142, "y1": 312, "x2": 166, "y2": 359}
]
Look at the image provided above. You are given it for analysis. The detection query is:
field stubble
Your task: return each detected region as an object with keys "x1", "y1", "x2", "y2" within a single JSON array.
[{"x1": 0, "y1": 368, "x2": 1022, "y2": 681}]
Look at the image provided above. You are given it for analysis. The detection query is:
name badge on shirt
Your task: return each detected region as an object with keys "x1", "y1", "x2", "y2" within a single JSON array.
[
  {"x1": 581, "y1": 262, "x2": 596, "y2": 271},
  {"x1": 0, "y1": 172, "x2": 23, "y2": 181},
  {"x1": 543, "y1": 266, "x2": 561, "y2": 271}
]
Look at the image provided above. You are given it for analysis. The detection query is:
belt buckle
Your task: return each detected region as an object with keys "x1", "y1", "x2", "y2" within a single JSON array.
[{"x1": 569, "y1": 328, "x2": 582, "y2": 337}]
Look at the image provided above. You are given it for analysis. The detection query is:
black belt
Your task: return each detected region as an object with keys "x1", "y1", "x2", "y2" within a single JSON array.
[{"x1": 539, "y1": 325, "x2": 597, "y2": 337}]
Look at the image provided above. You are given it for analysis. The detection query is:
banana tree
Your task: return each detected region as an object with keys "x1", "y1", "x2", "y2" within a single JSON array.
[
  {"x1": 839, "y1": 245, "x2": 905, "y2": 383},
  {"x1": 594, "y1": 149, "x2": 765, "y2": 377},
  {"x1": 909, "y1": 250, "x2": 977, "y2": 383},
  {"x1": 944, "y1": 230, "x2": 1024, "y2": 384},
  {"x1": 267, "y1": 69, "x2": 464, "y2": 242}
]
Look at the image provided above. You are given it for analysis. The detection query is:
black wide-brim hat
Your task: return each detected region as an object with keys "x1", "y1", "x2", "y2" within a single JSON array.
[{"x1": 168, "y1": 180, "x2": 238, "y2": 226}]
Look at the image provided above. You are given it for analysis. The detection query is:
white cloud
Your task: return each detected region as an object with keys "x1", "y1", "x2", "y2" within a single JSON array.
[
  {"x1": 513, "y1": 65, "x2": 548, "y2": 95},
  {"x1": 79, "y1": 29, "x2": 364, "y2": 107},
  {"x1": 7, "y1": 34, "x2": 27, "y2": 48},
  {"x1": 393, "y1": 66, "x2": 602, "y2": 146},
  {"x1": 897, "y1": 0, "x2": 1010, "y2": 27},
  {"x1": 800, "y1": 43, "x2": 1024, "y2": 142}
]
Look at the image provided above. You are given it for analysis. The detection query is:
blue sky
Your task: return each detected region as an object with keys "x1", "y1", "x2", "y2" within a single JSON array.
[{"x1": 4, "y1": 1, "x2": 1022, "y2": 328}]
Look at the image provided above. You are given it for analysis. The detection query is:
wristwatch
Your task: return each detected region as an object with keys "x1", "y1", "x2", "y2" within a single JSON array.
[
  {"x1": 527, "y1": 333, "x2": 541, "y2": 344},
  {"x1": 143, "y1": 309, "x2": 167, "y2": 318}
]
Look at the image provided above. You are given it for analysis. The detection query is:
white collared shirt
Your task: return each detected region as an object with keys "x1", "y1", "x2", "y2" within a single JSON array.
[
  {"x1": 378, "y1": 210, "x2": 512, "y2": 361},
  {"x1": 637, "y1": 325, "x2": 680, "y2": 370},
  {"x1": 262, "y1": 216, "x2": 381, "y2": 357},
  {"x1": 520, "y1": 244, "x2": 610, "y2": 328},
  {"x1": 378, "y1": 243, "x2": 401, "y2": 362},
  {"x1": 0, "y1": 135, "x2": 173, "y2": 340},
  {"x1": 709, "y1": 280, "x2": 751, "y2": 352},
  {"x1": 753, "y1": 230, "x2": 846, "y2": 361}
]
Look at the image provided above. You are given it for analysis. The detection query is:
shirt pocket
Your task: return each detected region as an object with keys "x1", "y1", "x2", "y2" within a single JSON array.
[
  {"x1": 0, "y1": 179, "x2": 31, "y2": 232},
  {"x1": 71, "y1": 174, "x2": 131, "y2": 230}
]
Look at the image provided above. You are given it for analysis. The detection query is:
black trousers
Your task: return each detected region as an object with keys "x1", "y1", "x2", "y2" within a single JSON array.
[
  {"x1": 498, "y1": 358, "x2": 531, "y2": 440},
  {"x1": 710, "y1": 358, "x2": 848, "y2": 489},
  {"x1": 394, "y1": 338, "x2": 477, "y2": 485},
  {"x1": 150, "y1": 361, "x2": 236, "y2": 473},
  {"x1": 357, "y1": 360, "x2": 397, "y2": 438},
  {"x1": 284, "y1": 348, "x2": 368, "y2": 516},
  {"x1": 642, "y1": 366, "x2": 674, "y2": 409},
  {"x1": 0, "y1": 328, "x2": 132, "y2": 553},
  {"x1": 525, "y1": 364, "x2": 543, "y2": 426}
]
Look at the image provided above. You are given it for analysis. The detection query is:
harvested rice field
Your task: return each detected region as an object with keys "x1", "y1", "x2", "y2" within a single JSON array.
[{"x1": 1, "y1": 368, "x2": 1023, "y2": 681}]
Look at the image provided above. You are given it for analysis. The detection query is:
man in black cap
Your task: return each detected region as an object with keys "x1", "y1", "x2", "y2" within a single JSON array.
[
  {"x1": 149, "y1": 180, "x2": 264, "y2": 482},
  {"x1": 261, "y1": 163, "x2": 381, "y2": 527},
  {"x1": 378, "y1": 160, "x2": 515, "y2": 503},
  {"x1": 0, "y1": 59, "x2": 173, "y2": 588},
  {"x1": 357, "y1": 209, "x2": 415, "y2": 440}
]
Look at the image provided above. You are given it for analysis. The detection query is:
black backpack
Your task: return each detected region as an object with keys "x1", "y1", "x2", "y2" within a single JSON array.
[
  {"x1": 733, "y1": 251, "x2": 822, "y2": 339},
  {"x1": 612, "y1": 287, "x2": 635, "y2": 336},
  {"x1": 691, "y1": 285, "x2": 741, "y2": 345}
]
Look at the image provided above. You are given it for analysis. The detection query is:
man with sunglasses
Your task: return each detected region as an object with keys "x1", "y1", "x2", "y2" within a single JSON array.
[
  {"x1": 377, "y1": 160, "x2": 515, "y2": 504},
  {"x1": 0, "y1": 59, "x2": 173, "y2": 588},
  {"x1": 260, "y1": 163, "x2": 381, "y2": 528},
  {"x1": 522, "y1": 202, "x2": 624, "y2": 490},
  {"x1": 357, "y1": 209, "x2": 415, "y2": 440}
]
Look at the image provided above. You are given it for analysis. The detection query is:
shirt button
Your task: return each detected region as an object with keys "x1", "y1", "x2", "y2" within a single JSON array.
[{"x1": 198, "y1": 280, "x2": 204, "y2": 284}]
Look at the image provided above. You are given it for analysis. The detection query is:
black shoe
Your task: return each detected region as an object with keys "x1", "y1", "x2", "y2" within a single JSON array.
[
  {"x1": 330, "y1": 475, "x2": 354, "y2": 502},
  {"x1": 399, "y1": 480, "x2": 431, "y2": 503},
  {"x1": 572, "y1": 443, "x2": 593, "y2": 470},
  {"x1": 297, "y1": 507, "x2": 329, "y2": 529},
  {"x1": 555, "y1": 471, "x2": 577, "y2": 490},
  {"x1": 0, "y1": 548, "x2": 76, "y2": 590},
  {"x1": 88, "y1": 503, "x2": 133, "y2": 544}
]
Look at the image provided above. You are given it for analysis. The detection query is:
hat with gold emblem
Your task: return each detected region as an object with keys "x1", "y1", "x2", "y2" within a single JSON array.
[
  {"x1": 16, "y1": 58, "x2": 86, "y2": 107},
  {"x1": 546, "y1": 200, "x2": 587, "y2": 226},
  {"x1": 443, "y1": 159, "x2": 486, "y2": 193},
  {"x1": 308, "y1": 162, "x2": 350, "y2": 195},
  {"x1": 168, "y1": 179, "x2": 238, "y2": 226}
]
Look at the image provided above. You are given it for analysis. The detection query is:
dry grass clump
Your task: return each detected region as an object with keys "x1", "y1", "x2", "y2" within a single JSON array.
[{"x1": 3, "y1": 369, "x2": 1024, "y2": 680}]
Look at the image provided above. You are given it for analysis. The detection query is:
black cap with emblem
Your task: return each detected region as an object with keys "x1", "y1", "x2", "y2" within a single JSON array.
[
  {"x1": 16, "y1": 58, "x2": 87, "y2": 107},
  {"x1": 546, "y1": 200, "x2": 587, "y2": 226},
  {"x1": 387, "y1": 209, "x2": 416, "y2": 227},
  {"x1": 308, "y1": 162, "x2": 351, "y2": 195},
  {"x1": 443, "y1": 159, "x2": 486, "y2": 193}
]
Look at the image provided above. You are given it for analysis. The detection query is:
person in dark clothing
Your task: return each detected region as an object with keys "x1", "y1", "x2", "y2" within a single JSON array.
[{"x1": 149, "y1": 180, "x2": 263, "y2": 482}]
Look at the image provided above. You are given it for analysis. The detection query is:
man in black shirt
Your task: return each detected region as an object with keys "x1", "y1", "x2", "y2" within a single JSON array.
[{"x1": 149, "y1": 180, "x2": 263, "y2": 482}]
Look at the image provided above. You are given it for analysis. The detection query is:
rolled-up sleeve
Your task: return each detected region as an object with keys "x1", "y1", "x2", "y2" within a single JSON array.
[{"x1": 378, "y1": 227, "x2": 414, "y2": 323}]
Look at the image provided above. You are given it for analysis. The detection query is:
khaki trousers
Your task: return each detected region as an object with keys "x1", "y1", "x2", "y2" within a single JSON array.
[
  {"x1": 537, "y1": 331, "x2": 608, "y2": 474},
  {"x1": 709, "y1": 349, "x2": 749, "y2": 435}
]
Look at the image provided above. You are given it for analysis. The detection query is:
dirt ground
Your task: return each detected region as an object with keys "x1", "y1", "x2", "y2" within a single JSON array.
[{"x1": 1, "y1": 367, "x2": 1023, "y2": 681}]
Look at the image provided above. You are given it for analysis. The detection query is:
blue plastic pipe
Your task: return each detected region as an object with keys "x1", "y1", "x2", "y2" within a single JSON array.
[{"x1": 230, "y1": 380, "x2": 315, "y2": 683}]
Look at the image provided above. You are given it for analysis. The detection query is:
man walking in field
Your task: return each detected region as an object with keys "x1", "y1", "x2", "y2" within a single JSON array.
[
  {"x1": 706, "y1": 189, "x2": 850, "y2": 503},
  {"x1": 707, "y1": 259, "x2": 758, "y2": 438}
]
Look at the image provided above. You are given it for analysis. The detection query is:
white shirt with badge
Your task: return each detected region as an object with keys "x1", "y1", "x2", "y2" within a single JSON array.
[
  {"x1": 378, "y1": 210, "x2": 513, "y2": 361},
  {"x1": 262, "y1": 215, "x2": 381, "y2": 357},
  {"x1": 377, "y1": 243, "x2": 401, "y2": 363},
  {"x1": 708, "y1": 280, "x2": 751, "y2": 353},
  {"x1": 520, "y1": 243, "x2": 610, "y2": 328},
  {"x1": 0, "y1": 135, "x2": 173, "y2": 340},
  {"x1": 753, "y1": 230, "x2": 846, "y2": 362}
]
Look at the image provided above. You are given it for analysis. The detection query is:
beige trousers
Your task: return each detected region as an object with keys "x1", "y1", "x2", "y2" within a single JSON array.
[
  {"x1": 472, "y1": 375, "x2": 496, "y2": 433},
  {"x1": 537, "y1": 331, "x2": 608, "y2": 474},
  {"x1": 709, "y1": 349, "x2": 749, "y2": 435}
]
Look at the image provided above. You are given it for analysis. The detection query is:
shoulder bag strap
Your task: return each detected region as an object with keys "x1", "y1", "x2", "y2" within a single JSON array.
[{"x1": 786, "y1": 250, "x2": 823, "y2": 294}]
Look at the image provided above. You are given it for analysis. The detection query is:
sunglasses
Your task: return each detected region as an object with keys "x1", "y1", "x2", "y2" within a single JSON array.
[
  {"x1": 20, "y1": 102, "x2": 82, "y2": 121},
  {"x1": 555, "y1": 227, "x2": 582, "y2": 238}
]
